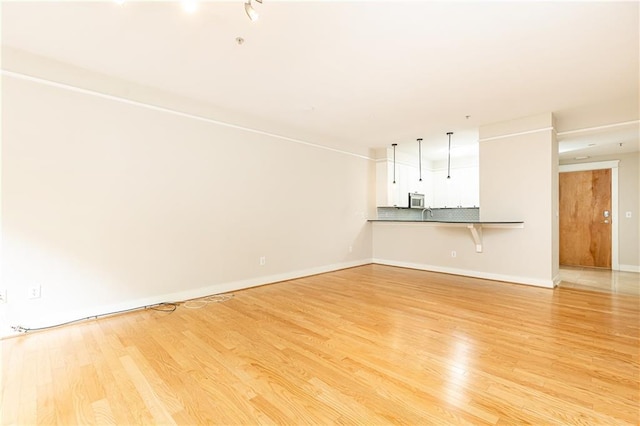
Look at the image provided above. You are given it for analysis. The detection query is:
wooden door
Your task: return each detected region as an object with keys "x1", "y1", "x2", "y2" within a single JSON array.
[{"x1": 559, "y1": 169, "x2": 611, "y2": 268}]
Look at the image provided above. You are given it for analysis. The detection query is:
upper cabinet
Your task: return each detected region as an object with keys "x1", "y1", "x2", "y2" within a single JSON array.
[
  {"x1": 431, "y1": 165, "x2": 479, "y2": 207},
  {"x1": 376, "y1": 148, "x2": 479, "y2": 208}
]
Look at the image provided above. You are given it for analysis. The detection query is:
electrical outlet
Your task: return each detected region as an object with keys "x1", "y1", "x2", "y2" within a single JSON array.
[
  {"x1": 451, "y1": 251, "x2": 457, "y2": 258},
  {"x1": 626, "y1": 211, "x2": 632, "y2": 218},
  {"x1": 0, "y1": 289, "x2": 6, "y2": 303},
  {"x1": 28, "y1": 285, "x2": 41, "y2": 299},
  {"x1": 259, "y1": 256, "x2": 266, "y2": 266}
]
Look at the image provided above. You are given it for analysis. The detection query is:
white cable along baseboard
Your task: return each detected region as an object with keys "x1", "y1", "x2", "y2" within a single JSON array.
[{"x1": 0, "y1": 259, "x2": 374, "y2": 339}]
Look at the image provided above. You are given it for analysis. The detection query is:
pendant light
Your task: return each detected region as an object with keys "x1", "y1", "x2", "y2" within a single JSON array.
[
  {"x1": 446, "y1": 132, "x2": 453, "y2": 179},
  {"x1": 391, "y1": 143, "x2": 397, "y2": 184},
  {"x1": 417, "y1": 138, "x2": 423, "y2": 181}
]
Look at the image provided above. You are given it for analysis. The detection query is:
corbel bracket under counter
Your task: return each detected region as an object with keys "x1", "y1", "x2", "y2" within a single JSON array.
[
  {"x1": 368, "y1": 219, "x2": 525, "y2": 253},
  {"x1": 465, "y1": 222, "x2": 524, "y2": 252}
]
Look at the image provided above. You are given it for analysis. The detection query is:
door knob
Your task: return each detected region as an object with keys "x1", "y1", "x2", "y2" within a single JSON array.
[{"x1": 603, "y1": 210, "x2": 610, "y2": 218}]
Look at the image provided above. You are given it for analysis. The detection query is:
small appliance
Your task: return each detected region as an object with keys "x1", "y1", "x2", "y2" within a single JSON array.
[{"x1": 408, "y1": 193, "x2": 425, "y2": 209}]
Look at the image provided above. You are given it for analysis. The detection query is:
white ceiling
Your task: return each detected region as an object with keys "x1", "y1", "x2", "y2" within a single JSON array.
[{"x1": 1, "y1": 1, "x2": 638, "y2": 160}]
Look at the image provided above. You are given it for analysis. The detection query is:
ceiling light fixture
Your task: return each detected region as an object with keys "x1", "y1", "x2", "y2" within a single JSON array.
[
  {"x1": 446, "y1": 132, "x2": 453, "y2": 179},
  {"x1": 392, "y1": 143, "x2": 397, "y2": 184},
  {"x1": 182, "y1": 0, "x2": 198, "y2": 13},
  {"x1": 417, "y1": 138, "x2": 423, "y2": 182},
  {"x1": 245, "y1": 0, "x2": 259, "y2": 21}
]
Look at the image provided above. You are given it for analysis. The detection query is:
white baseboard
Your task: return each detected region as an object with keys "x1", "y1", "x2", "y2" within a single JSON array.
[
  {"x1": 619, "y1": 264, "x2": 640, "y2": 273},
  {"x1": 0, "y1": 259, "x2": 373, "y2": 339},
  {"x1": 372, "y1": 258, "x2": 556, "y2": 289},
  {"x1": 0, "y1": 258, "x2": 564, "y2": 339}
]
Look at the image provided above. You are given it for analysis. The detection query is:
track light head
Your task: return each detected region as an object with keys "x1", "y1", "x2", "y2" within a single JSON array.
[{"x1": 245, "y1": 0, "x2": 259, "y2": 21}]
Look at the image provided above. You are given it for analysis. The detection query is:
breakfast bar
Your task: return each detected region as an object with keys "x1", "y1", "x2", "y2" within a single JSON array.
[
  {"x1": 369, "y1": 219, "x2": 525, "y2": 252},
  {"x1": 371, "y1": 206, "x2": 524, "y2": 252}
]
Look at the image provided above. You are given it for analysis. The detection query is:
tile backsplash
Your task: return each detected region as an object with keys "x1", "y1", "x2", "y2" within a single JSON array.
[{"x1": 376, "y1": 207, "x2": 479, "y2": 222}]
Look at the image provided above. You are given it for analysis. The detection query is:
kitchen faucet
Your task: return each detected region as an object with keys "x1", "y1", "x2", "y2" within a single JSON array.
[{"x1": 421, "y1": 207, "x2": 433, "y2": 221}]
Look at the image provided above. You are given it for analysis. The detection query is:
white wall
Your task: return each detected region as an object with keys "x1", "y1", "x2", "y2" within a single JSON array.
[
  {"x1": 479, "y1": 113, "x2": 558, "y2": 283},
  {"x1": 0, "y1": 72, "x2": 374, "y2": 335},
  {"x1": 373, "y1": 113, "x2": 559, "y2": 287}
]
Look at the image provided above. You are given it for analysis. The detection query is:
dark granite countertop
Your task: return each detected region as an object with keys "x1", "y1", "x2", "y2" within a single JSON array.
[
  {"x1": 377, "y1": 206, "x2": 479, "y2": 209},
  {"x1": 368, "y1": 219, "x2": 524, "y2": 224}
]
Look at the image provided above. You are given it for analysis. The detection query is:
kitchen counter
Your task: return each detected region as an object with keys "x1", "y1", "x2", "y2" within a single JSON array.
[
  {"x1": 369, "y1": 219, "x2": 524, "y2": 252},
  {"x1": 377, "y1": 206, "x2": 480, "y2": 222},
  {"x1": 376, "y1": 206, "x2": 479, "y2": 209},
  {"x1": 369, "y1": 219, "x2": 523, "y2": 224}
]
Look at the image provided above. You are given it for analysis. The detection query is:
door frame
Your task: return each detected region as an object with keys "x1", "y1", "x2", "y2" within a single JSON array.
[{"x1": 559, "y1": 160, "x2": 619, "y2": 270}]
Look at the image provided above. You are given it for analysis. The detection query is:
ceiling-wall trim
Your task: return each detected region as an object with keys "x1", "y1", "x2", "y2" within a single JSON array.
[
  {"x1": 556, "y1": 120, "x2": 639, "y2": 137},
  {"x1": 558, "y1": 160, "x2": 619, "y2": 172},
  {"x1": 1, "y1": 69, "x2": 375, "y2": 162},
  {"x1": 478, "y1": 127, "x2": 554, "y2": 143}
]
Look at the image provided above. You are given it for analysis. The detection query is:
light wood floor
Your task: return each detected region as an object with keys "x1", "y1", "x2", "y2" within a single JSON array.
[{"x1": 2, "y1": 264, "x2": 639, "y2": 425}]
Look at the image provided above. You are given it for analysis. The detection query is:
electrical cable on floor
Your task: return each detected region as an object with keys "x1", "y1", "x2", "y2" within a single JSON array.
[
  {"x1": 10, "y1": 302, "x2": 178, "y2": 334},
  {"x1": 182, "y1": 293, "x2": 234, "y2": 309},
  {"x1": 9, "y1": 292, "x2": 235, "y2": 335},
  {"x1": 149, "y1": 302, "x2": 178, "y2": 313}
]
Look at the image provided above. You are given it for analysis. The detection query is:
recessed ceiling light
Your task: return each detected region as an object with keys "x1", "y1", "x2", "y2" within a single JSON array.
[{"x1": 182, "y1": 0, "x2": 198, "y2": 14}]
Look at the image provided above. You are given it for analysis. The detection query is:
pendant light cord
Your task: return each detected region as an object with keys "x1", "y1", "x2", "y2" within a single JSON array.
[
  {"x1": 446, "y1": 132, "x2": 453, "y2": 179},
  {"x1": 392, "y1": 143, "x2": 397, "y2": 184},
  {"x1": 417, "y1": 138, "x2": 423, "y2": 182}
]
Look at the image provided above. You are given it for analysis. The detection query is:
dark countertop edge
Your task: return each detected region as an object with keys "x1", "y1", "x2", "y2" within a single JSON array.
[
  {"x1": 377, "y1": 206, "x2": 480, "y2": 209},
  {"x1": 368, "y1": 220, "x2": 524, "y2": 224}
]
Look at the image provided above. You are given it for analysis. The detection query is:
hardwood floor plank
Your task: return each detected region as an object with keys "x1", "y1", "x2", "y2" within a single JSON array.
[
  {"x1": 2, "y1": 264, "x2": 638, "y2": 425},
  {"x1": 248, "y1": 394, "x2": 293, "y2": 425},
  {"x1": 124, "y1": 344, "x2": 184, "y2": 415},
  {"x1": 119, "y1": 354, "x2": 177, "y2": 425},
  {"x1": 90, "y1": 398, "x2": 116, "y2": 425},
  {"x1": 36, "y1": 381, "x2": 57, "y2": 425},
  {"x1": 18, "y1": 351, "x2": 37, "y2": 424},
  {"x1": 167, "y1": 331, "x2": 269, "y2": 424},
  {"x1": 93, "y1": 334, "x2": 156, "y2": 424}
]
